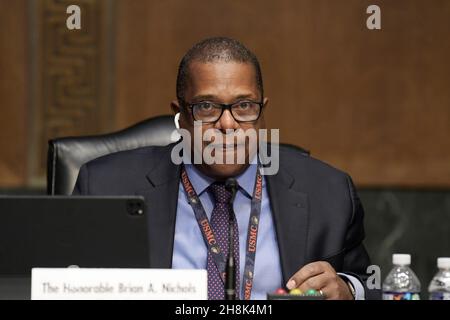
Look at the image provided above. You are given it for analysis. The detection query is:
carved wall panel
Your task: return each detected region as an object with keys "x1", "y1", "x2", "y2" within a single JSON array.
[{"x1": 29, "y1": 0, "x2": 115, "y2": 185}]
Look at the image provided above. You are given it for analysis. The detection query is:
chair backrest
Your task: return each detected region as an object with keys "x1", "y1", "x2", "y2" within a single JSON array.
[{"x1": 47, "y1": 115, "x2": 177, "y2": 195}]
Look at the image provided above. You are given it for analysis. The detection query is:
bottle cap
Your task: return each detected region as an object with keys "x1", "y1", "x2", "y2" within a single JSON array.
[
  {"x1": 393, "y1": 253, "x2": 411, "y2": 265},
  {"x1": 437, "y1": 257, "x2": 450, "y2": 269}
]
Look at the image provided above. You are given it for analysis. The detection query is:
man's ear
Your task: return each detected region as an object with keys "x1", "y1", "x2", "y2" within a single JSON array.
[
  {"x1": 171, "y1": 100, "x2": 181, "y2": 114},
  {"x1": 258, "y1": 97, "x2": 269, "y2": 128},
  {"x1": 171, "y1": 100, "x2": 181, "y2": 129}
]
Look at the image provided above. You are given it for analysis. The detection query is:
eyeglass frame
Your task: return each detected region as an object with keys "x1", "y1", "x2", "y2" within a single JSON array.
[{"x1": 180, "y1": 99, "x2": 265, "y2": 124}]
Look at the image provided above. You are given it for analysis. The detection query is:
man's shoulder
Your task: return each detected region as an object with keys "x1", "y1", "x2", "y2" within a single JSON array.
[
  {"x1": 74, "y1": 144, "x2": 176, "y2": 194},
  {"x1": 277, "y1": 144, "x2": 350, "y2": 182},
  {"x1": 83, "y1": 144, "x2": 172, "y2": 171},
  {"x1": 78, "y1": 144, "x2": 173, "y2": 187}
]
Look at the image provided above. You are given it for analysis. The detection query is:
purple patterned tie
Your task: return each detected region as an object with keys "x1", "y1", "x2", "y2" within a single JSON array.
[{"x1": 207, "y1": 182, "x2": 240, "y2": 300}]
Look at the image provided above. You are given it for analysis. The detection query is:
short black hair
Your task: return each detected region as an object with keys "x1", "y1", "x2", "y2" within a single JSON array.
[{"x1": 176, "y1": 37, "x2": 264, "y2": 102}]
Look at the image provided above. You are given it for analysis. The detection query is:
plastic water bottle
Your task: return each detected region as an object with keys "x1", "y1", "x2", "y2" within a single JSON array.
[
  {"x1": 428, "y1": 257, "x2": 450, "y2": 300},
  {"x1": 382, "y1": 254, "x2": 421, "y2": 300}
]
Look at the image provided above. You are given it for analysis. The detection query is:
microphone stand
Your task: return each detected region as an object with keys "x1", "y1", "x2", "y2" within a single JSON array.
[{"x1": 225, "y1": 178, "x2": 238, "y2": 300}]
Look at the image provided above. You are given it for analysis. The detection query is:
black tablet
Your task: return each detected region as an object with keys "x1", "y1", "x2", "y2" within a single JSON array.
[{"x1": 0, "y1": 196, "x2": 149, "y2": 299}]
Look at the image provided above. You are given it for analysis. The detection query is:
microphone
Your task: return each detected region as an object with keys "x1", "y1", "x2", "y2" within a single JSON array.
[
  {"x1": 225, "y1": 178, "x2": 238, "y2": 300},
  {"x1": 225, "y1": 178, "x2": 238, "y2": 203}
]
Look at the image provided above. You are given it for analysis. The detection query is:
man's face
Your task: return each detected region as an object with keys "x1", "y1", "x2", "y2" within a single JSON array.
[{"x1": 172, "y1": 61, "x2": 268, "y2": 180}]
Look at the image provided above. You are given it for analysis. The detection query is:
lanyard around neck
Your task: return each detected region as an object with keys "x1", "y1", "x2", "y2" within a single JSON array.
[{"x1": 180, "y1": 165, "x2": 263, "y2": 300}]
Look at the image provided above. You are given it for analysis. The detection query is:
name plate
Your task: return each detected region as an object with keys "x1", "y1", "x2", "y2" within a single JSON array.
[{"x1": 31, "y1": 268, "x2": 207, "y2": 300}]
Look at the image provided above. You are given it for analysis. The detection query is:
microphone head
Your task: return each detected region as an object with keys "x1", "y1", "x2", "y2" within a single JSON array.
[{"x1": 225, "y1": 178, "x2": 238, "y2": 192}]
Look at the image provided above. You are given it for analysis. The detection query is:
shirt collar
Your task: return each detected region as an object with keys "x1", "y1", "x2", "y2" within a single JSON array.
[{"x1": 184, "y1": 163, "x2": 258, "y2": 198}]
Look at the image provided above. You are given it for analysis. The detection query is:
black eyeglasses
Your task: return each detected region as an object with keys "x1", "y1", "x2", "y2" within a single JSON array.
[{"x1": 182, "y1": 100, "x2": 264, "y2": 123}]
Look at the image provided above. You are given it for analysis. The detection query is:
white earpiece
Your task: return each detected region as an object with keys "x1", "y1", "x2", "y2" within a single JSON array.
[{"x1": 174, "y1": 112, "x2": 180, "y2": 129}]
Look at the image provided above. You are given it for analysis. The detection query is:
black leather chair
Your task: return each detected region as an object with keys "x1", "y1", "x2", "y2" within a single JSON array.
[{"x1": 47, "y1": 115, "x2": 177, "y2": 195}]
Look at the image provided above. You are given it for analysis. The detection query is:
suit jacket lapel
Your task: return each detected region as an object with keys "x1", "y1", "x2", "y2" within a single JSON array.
[
  {"x1": 266, "y1": 166, "x2": 309, "y2": 284},
  {"x1": 136, "y1": 145, "x2": 180, "y2": 268}
]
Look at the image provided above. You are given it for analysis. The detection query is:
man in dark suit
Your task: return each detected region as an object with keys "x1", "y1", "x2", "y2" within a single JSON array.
[{"x1": 73, "y1": 37, "x2": 373, "y2": 300}]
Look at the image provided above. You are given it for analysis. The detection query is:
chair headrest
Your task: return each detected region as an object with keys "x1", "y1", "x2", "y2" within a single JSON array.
[{"x1": 48, "y1": 115, "x2": 177, "y2": 195}]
